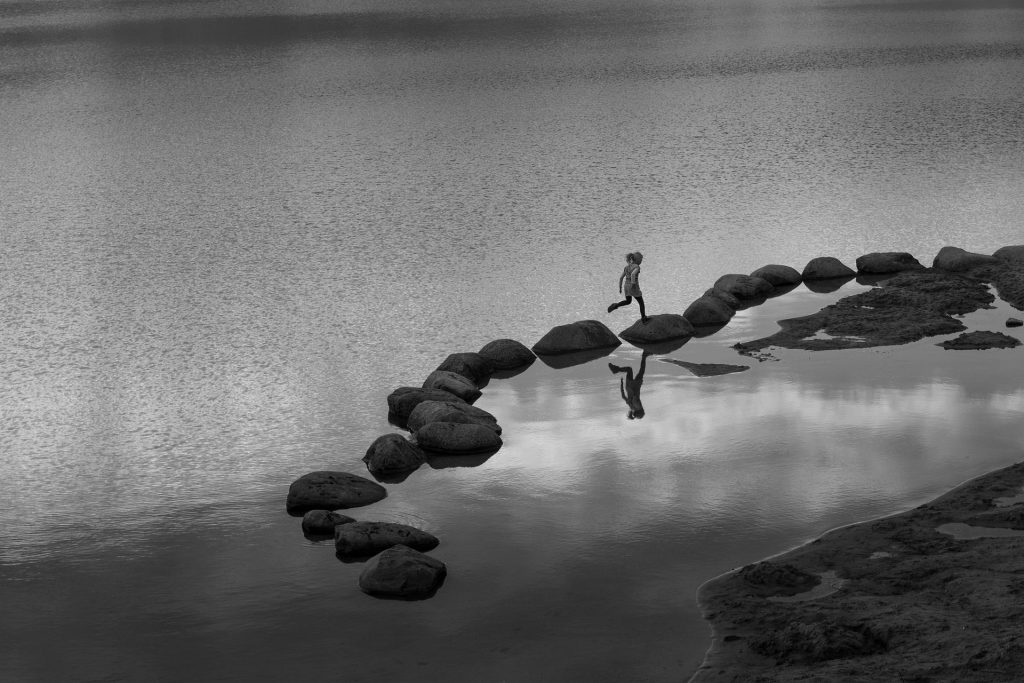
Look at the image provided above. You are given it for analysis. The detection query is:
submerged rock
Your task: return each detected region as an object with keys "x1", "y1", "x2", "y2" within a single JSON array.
[
  {"x1": 335, "y1": 521, "x2": 439, "y2": 558},
  {"x1": 801, "y1": 256, "x2": 855, "y2": 280},
  {"x1": 683, "y1": 295, "x2": 735, "y2": 327},
  {"x1": 750, "y1": 264, "x2": 802, "y2": 287},
  {"x1": 363, "y1": 434, "x2": 427, "y2": 479},
  {"x1": 937, "y1": 331, "x2": 1021, "y2": 350},
  {"x1": 359, "y1": 544, "x2": 447, "y2": 600},
  {"x1": 477, "y1": 338, "x2": 536, "y2": 370},
  {"x1": 301, "y1": 509, "x2": 356, "y2": 536},
  {"x1": 619, "y1": 314, "x2": 694, "y2": 344},
  {"x1": 932, "y1": 246, "x2": 999, "y2": 272},
  {"x1": 713, "y1": 274, "x2": 774, "y2": 299},
  {"x1": 407, "y1": 400, "x2": 501, "y2": 434},
  {"x1": 421, "y1": 370, "x2": 482, "y2": 403},
  {"x1": 855, "y1": 251, "x2": 924, "y2": 274},
  {"x1": 532, "y1": 319, "x2": 621, "y2": 356},
  {"x1": 387, "y1": 387, "x2": 465, "y2": 421},
  {"x1": 415, "y1": 421, "x2": 503, "y2": 454},
  {"x1": 435, "y1": 352, "x2": 494, "y2": 386},
  {"x1": 286, "y1": 471, "x2": 387, "y2": 514}
]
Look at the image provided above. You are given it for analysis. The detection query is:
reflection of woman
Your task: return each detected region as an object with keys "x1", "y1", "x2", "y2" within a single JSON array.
[{"x1": 608, "y1": 350, "x2": 649, "y2": 419}]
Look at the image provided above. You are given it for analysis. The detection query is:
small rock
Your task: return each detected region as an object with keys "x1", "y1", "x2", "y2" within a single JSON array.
[
  {"x1": 478, "y1": 338, "x2": 536, "y2": 370},
  {"x1": 415, "y1": 421, "x2": 503, "y2": 454},
  {"x1": 435, "y1": 352, "x2": 494, "y2": 385},
  {"x1": 855, "y1": 251, "x2": 925, "y2": 274},
  {"x1": 359, "y1": 545, "x2": 447, "y2": 600},
  {"x1": 713, "y1": 274, "x2": 774, "y2": 299},
  {"x1": 683, "y1": 295, "x2": 735, "y2": 326},
  {"x1": 1008, "y1": 318, "x2": 1023, "y2": 328},
  {"x1": 386, "y1": 387, "x2": 465, "y2": 421},
  {"x1": 286, "y1": 471, "x2": 387, "y2": 514},
  {"x1": 937, "y1": 331, "x2": 1021, "y2": 350},
  {"x1": 532, "y1": 319, "x2": 621, "y2": 356},
  {"x1": 335, "y1": 522, "x2": 440, "y2": 558},
  {"x1": 801, "y1": 256, "x2": 855, "y2": 280},
  {"x1": 363, "y1": 434, "x2": 427, "y2": 478},
  {"x1": 301, "y1": 509, "x2": 356, "y2": 535},
  {"x1": 750, "y1": 264, "x2": 802, "y2": 287},
  {"x1": 619, "y1": 314, "x2": 694, "y2": 344},
  {"x1": 407, "y1": 400, "x2": 501, "y2": 434},
  {"x1": 421, "y1": 370, "x2": 482, "y2": 403}
]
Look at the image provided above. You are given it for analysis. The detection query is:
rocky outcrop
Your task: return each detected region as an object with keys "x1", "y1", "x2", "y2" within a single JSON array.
[
  {"x1": 421, "y1": 370, "x2": 481, "y2": 403},
  {"x1": 994, "y1": 245, "x2": 1024, "y2": 262},
  {"x1": 855, "y1": 251, "x2": 924, "y2": 274},
  {"x1": 334, "y1": 521, "x2": 439, "y2": 558},
  {"x1": 683, "y1": 295, "x2": 735, "y2": 327},
  {"x1": 477, "y1": 338, "x2": 536, "y2": 370},
  {"x1": 362, "y1": 434, "x2": 427, "y2": 479},
  {"x1": 415, "y1": 421, "x2": 503, "y2": 454},
  {"x1": 932, "y1": 246, "x2": 998, "y2": 272},
  {"x1": 531, "y1": 319, "x2": 621, "y2": 356},
  {"x1": 301, "y1": 509, "x2": 356, "y2": 535},
  {"x1": 991, "y1": 264, "x2": 1024, "y2": 310},
  {"x1": 801, "y1": 256, "x2": 855, "y2": 280},
  {"x1": 407, "y1": 400, "x2": 501, "y2": 434},
  {"x1": 386, "y1": 387, "x2": 465, "y2": 421},
  {"x1": 435, "y1": 352, "x2": 494, "y2": 386},
  {"x1": 713, "y1": 274, "x2": 773, "y2": 299},
  {"x1": 704, "y1": 287, "x2": 740, "y2": 310},
  {"x1": 286, "y1": 471, "x2": 387, "y2": 514},
  {"x1": 619, "y1": 314, "x2": 694, "y2": 344},
  {"x1": 358, "y1": 544, "x2": 447, "y2": 600},
  {"x1": 937, "y1": 331, "x2": 1021, "y2": 350},
  {"x1": 750, "y1": 264, "x2": 801, "y2": 287}
]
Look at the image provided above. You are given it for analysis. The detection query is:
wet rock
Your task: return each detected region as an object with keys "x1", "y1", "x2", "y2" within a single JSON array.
[
  {"x1": 387, "y1": 387, "x2": 465, "y2": 421},
  {"x1": 301, "y1": 509, "x2": 356, "y2": 536},
  {"x1": 335, "y1": 521, "x2": 439, "y2": 558},
  {"x1": 994, "y1": 245, "x2": 1024, "y2": 262},
  {"x1": 435, "y1": 352, "x2": 494, "y2": 386},
  {"x1": 532, "y1": 319, "x2": 621, "y2": 356},
  {"x1": 801, "y1": 256, "x2": 856, "y2": 280},
  {"x1": 421, "y1": 370, "x2": 482, "y2": 403},
  {"x1": 704, "y1": 287, "x2": 740, "y2": 310},
  {"x1": 750, "y1": 264, "x2": 802, "y2": 287},
  {"x1": 937, "y1": 331, "x2": 1021, "y2": 350},
  {"x1": 713, "y1": 273, "x2": 774, "y2": 299},
  {"x1": 359, "y1": 544, "x2": 447, "y2": 600},
  {"x1": 683, "y1": 295, "x2": 735, "y2": 327},
  {"x1": 1008, "y1": 318, "x2": 1023, "y2": 328},
  {"x1": 286, "y1": 471, "x2": 387, "y2": 514},
  {"x1": 415, "y1": 421, "x2": 503, "y2": 454},
  {"x1": 407, "y1": 400, "x2": 501, "y2": 434},
  {"x1": 932, "y1": 246, "x2": 999, "y2": 272},
  {"x1": 362, "y1": 434, "x2": 427, "y2": 479},
  {"x1": 855, "y1": 251, "x2": 925, "y2": 274},
  {"x1": 619, "y1": 314, "x2": 694, "y2": 344},
  {"x1": 478, "y1": 338, "x2": 536, "y2": 370}
]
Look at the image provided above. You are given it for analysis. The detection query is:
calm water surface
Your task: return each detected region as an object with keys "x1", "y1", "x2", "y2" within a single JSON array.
[{"x1": 2, "y1": 0, "x2": 1024, "y2": 680}]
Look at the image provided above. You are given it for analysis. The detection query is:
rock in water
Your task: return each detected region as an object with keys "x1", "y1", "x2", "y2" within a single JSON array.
[
  {"x1": 435, "y1": 352, "x2": 494, "y2": 385},
  {"x1": 713, "y1": 274, "x2": 774, "y2": 299},
  {"x1": 532, "y1": 319, "x2": 621, "y2": 355},
  {"x1": 286, "y1": 471, "x2": 387, "y2": 514},
  {"x1": 801, "y1": 256, "x2": 855, "y2": 280},
  {"x1": 750, "y1": 264, "x2": 802, "y2": 287},
  {"x1": 335, "y1": 521, "x2": 440, "y2": 558},
  {"x1": 421, "y1": 370, "x2": 482, "y2": 403},
  {"x1": 358, "y1": 545, "x2": 447, "y2": 600},
  {"x1": 386, "y1": 387, "x2": 465, "y2": 420},
  {"x1": 407, "y1": 400, "x2": 501, "y2": 434},
  {"x1": 363, "y1": 434, "x2": 427, "y2": 478},
  {"x1": 415, "y1": 421, "x2": 503, "y2": 454},
  {"x1": 619, "y1": 314, "x2": 694, "y2": 344},
  {"x1": 855, "y1": 251, "x2": 924, "y2": 274},
  {"x1": 301, "y1": 510, "x2": 356, "y2": 535},
  {"x1": 683, "y1": 295, "x2": 735, "y2": 326},
  {"x1": 937, "y1": 331, "x2": 1021, "y2": 350},
  {"x1": 477, "y1": 338, "x2": 536, "y2": 370},
  {"x1": 932, "y1": 246, "x2": 998, "y2": 272}
]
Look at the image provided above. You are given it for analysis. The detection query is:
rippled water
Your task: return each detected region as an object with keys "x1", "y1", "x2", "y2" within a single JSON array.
[{"x1": 2, "y1": 0, "x2": 1024, "y2": 680}]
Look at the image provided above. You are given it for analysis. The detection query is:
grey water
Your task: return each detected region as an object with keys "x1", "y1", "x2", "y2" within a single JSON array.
[{"x1": 2, "y1": 0, "x2": 1024, "y2": 680}]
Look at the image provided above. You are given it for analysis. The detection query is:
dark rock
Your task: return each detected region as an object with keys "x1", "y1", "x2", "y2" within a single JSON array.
[
  {"x1": 802, "y1": 256, "x2": 856, "y2": 280},
  {"x1": 532, "y1": 319, "x2": 621, "y2": 356},
  {"x1": 713, "y1": 274, "x2": 774, "y2": 299},
  {"x1": 421, "y1": 370, "x2": 482, "y2": 403},
  {"x1": 362, "y1": 434, "x2": 427, "y2": 479},
  {"x1": 932, "y1": 246, "x2": 999, "y2": 272},
  {"x1": 478, "y1": 338, "x2": 536, "y2": 370},
  {"x1": 855, "y1": 251, "x2": 925, "y2": 274},
  {"x1": 301, "y1": 509, "x2": 356, "y2": 536},
  {"x1": 992, "y1": 264, "x2": 1024, "y2": 310},
  {"x1": 619, "y1": 314, "x2": 694, "y2": 344},
  {"x1": 387, "y1": 387, "x2": 465, "y2": 421},
  {"x1": 335, "y1": 521, "x2": 439, "y2": 558},
  {"x1": 659, "y1": 358, "x2": 749, "y2": 376},
  {"x1": 535, "y1": 346, "x2": 616, "y2": 368},
  {"x1": 937, "y1": 331, "x2": 1021, "y2": 350},
  {"x1": 415, "y1": 421, "x2": 503, "y2": 454},
  {"x1": 994, "y1": 245, "x2": 1024, "y2": 262},
  {"x1": 286, "y1": 471, "x2": 387, "y2": 514},
  {"x1": 1009, "y1": 318, "x2": 1023, "y2": 328},
  {"x1": 683, "y1": 296, "x2": 735, "y2": 327},
  {"x1": 704, "y1": 287, "x2": 740, "y2": 310},
  {"x1": 750, "y1": 264, "x2": 802, "y2": 287},
  {"x1": 435, "y1": 352, "x2": 494, "y2": 385},
  {"x1": 750, "y1": 619, "x2": 888, "y2": 664},
  {"x1": 407, "y1": 400, "x2": 501, "y2": 434},
  {"x1": 739, "y1": 561, "x2": 820, "y2": 596},
  {"x1": 358, "y1": 545, "x2": 447, "y2": 600}
]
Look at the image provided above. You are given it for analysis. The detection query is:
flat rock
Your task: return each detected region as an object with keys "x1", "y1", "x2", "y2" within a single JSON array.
[
  {"x1": 855, "y1": 251, "x2": 925, "y2": 274},
  {"x1": 286, "y1": 471, "x2": 387, "y2": 514},
  {"x1": 435, "y1": 352, "x2": 494, "y2": 385},
  {"x1": 301, "y1": 509, "x2": 356, "y2": 535},
  {"x1": 415, "y1": 421, "x2": 503, "y2": 454},
  {"x1": 335, "y1": 521, "x2": 439, "y2": 558},
  {"x1": 659, "y1": 358, "x2": 749, "y2": 377},
  {"x1": 932, "y1": 246, "x2": 999, "y2": 272},
  {"x1": 386, "y1": 387, "x2": 465, "y2": 421},
  {"x1": 937, "y1": 331, "x2": 1021, "y2": 350},
  {"x1": 358, "y1": 544, "x2": 447, "y2": 600},
  {"x1": 407, "y1": 400, "x2": 501, "y2": 434},
  {"x1": 683, "y1": 295, "x2": 735, "y2": 326},
  {"x1": 421, "y1": 370, "x2": 481, "y2": 403},
  {"x1": 477, "y1": 338, "x2": 536, "y2": 370},
  {"x1": 619, "y1": 314, "x2": 694, "y2": 344},
  {"x1": 750, "y1": 264, "x2": 802, "y2": 287},
  {"x1": 362, "y1": 434, "x2": 427, "y2": 478},
  {"x1": 801, "y1": 256, "x2": 855, "y2": 280},
  {"x1": 994, "y1": 245, "x2": 1024, "y2": 262},
  {"x1": 532, "y1": 319, "x2": 621, "y2": 356},
  {"x1": 713, "y1": 274, "x2": 774, "y2": 299}
]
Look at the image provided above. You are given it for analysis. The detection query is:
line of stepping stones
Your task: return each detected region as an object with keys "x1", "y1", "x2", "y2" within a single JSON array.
[{"x1": 284, "y1": 246, "x2": 1024, "y2": 600}]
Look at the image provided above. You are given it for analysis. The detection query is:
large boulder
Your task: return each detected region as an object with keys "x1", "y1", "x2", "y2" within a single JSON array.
[
  {"x1": 415, "y1": 421, "x2": 503, "y2": 454},
  {"x1": 421, "y1": 370, "x2": 481, "y2": 403},
  {"x1": 704, "y1": 287, "x2": 740, "y2": 310},
  {"x1": 478, "y1": 338, "x2": 536, "y2": 370},
  {"x1": 750, "y1": 264, "x2": 802, "y2": 287},
  {"x1": 683, "y1": 295, "x2": 735, "y2": 326},
  {"x1": 619, "y1": 314, "x2": 694, "y2": 344},
  {"x1": 994, "y1": 245, "x2": 1024, "y2": 262},
  {"x1": 532, "y1": 319, "x2": 621, "y2": 356},
  {"x1": 407, "y1": 400, "x2": 501, "y2": 434},
  {"x1": 301, "y1": 509, "x2": 356, "y2": 535},
  {"x1": 801, "y1": 256, "x2": 855, "y2": 280},
  {"x1": 855, "y1": 251, "x2": 925, "y2": 274},
  {"x1": 932, "y1": 246, "x2": 998, "y2": 272},
  {"x1": 713, "y1": 274, "x2": 774, "y2": 299},
  {"x1": 335, "y1": 521, "x2": 439, "y2": 558},
  {"x1": 359, "y1": 545, "x2": 447, "y2": 600},
  {"x1": 286, "y1": 471, "x2": 387, "y2": 514},
  {"x1": 362, "y1": 434, "x2": 427, "y2": 478},
  {"x1": 387, "y1": 387, "x2": 464, "y2": 420},
  {"x1": 435, "y1": 352, "x2": 493, "y2": 385}
]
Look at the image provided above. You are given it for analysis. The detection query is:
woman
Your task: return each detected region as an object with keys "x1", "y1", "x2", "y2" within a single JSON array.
[{"x1": 607, "y1": 251, "x2": 649, "y2": 323}]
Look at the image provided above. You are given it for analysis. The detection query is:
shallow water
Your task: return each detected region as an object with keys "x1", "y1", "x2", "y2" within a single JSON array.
[{"x1": 2, "y1": 0, "x2": 1024, "y2": 680}]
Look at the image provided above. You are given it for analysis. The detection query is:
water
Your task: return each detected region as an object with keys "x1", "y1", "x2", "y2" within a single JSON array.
[{"x1": 2, "y1": 0, "x2": 1024, "y2": 680}]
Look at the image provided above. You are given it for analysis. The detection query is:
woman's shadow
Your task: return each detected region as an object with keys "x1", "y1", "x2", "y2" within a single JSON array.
[{"x1": 608, "y1": 350, "x2": 650, "y2": 420}]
